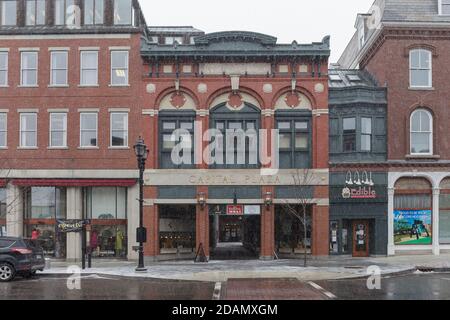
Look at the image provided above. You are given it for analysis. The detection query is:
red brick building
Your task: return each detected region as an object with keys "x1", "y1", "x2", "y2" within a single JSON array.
[
  {"x1": 339, "y1": 0, "x2": 450, "y2": 256},
  {"x1": 0, "y1": 0, "x2": 331, "y2": 262},
  {"x1": 139, "y1": 31, "x2": 331, "y2": 261}
]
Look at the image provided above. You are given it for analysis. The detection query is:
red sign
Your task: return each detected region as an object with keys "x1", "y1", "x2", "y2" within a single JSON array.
[{"x1": 226, "y1": 205, "x2": 244, "y2": 215}]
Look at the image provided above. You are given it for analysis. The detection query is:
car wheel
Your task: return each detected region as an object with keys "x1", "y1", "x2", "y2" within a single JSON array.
[{"x1": 0, "y1": 263, "x2": 16, "y2": 282}]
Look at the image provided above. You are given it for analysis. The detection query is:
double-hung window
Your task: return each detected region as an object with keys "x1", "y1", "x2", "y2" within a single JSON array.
[
  {"x1": 361, "y1": 117, "x2": 372, "y2": 152},
  {"x1": 26, "y1": 0, "x2": 45, "y2": 26},
  {"x1": 410, "y1": 109, "x2": 433, "y2": 155},
  {"x1": 80, "y1": 113, "x2": 98, "y2": 147},
  {"x1": 111, "y1": 51, "x2": 129, "y2": 86},
  {"x1": 0, "y1": 0, "x2": 17, "y2": 26},
  {"x1": 80, "y1": 51, "x2": 98, "y2": 86},
  {"x1": 49, "y1": 113, "x2": 67, "y2": 148},
  {"x1": 50, "y1": 51, "x2": 68, "y2": 86},
  {"x1": 440, "y1": 0, "x2": 450, "y2": 14},
  {"x1": 20, "y1": 113, "x2": 37, "y2": 148},
  {"x1": 110, "y1": 112, "x2": 128, "y2": 147},
  {"x1": 84, "y1": 0, "x2": 104, "y2": 25},
  {"x1": 343, "y1": 117, "x2": 356, "y2": 152},
  {"x1": 0, "y1": 52, "x2": 7, "y2": 86},
  {"x1": 277, "y1": 119, "x2": 310, "y2": 169},
  {"x1": 113, "y1": 0, "x2": 132, "y2": 25},
  {"x1": 21, "y1": 51, "x2": 38, "y2": 87},
  {"x1": 410, "y1": 49, "x2": 432, "y2": 88},
  {"x1": 0, "y1": 113, "x2": 6, "y2": 148},
  {"x1": 160, "y1": 117, "x2": 195, "y2": 169}
]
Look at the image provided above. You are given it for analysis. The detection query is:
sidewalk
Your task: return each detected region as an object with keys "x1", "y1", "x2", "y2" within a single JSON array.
[{"x1": 40, "y1": 254, "x2": 450, "y2": 282}]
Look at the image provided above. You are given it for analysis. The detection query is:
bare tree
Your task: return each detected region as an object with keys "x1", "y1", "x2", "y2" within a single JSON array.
[{"x1": 282, "y1": 169, "x2": 315, "y2": 267}]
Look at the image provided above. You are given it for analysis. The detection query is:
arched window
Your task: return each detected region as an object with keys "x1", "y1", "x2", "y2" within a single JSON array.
[
  {"x1": 410, "y1": 109, "x2": 433, "y2": 155},
  {"x1": 410, "y1": 49, "x2": 432, "y2": 88}
]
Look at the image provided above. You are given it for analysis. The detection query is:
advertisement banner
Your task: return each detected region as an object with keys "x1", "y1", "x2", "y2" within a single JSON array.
[{"x1": 394, "y1": 210, "x2": 432, "y2": 245}]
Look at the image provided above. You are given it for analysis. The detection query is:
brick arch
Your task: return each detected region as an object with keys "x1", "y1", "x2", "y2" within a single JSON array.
[
  {"x1": 404, "y1": 44, "x2": 438, "y2": 58},
  {"x1": 271, "y1": 86, "x2": 316, "y2": 110},
  {"x1": 155, "y1": 86, "x2": 200, "y2": 110},
  {"x1": 206, "y1": 86, "x2": 265, "y2": 110}
]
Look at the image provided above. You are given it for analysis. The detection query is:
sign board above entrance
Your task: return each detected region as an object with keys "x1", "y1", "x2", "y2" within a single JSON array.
[
  {"x1": 227, "y1": 205, "x2": 244, "y2": 215},
  {"x1": 244, "y1": 205, "x2": 261, "y2": 215}
]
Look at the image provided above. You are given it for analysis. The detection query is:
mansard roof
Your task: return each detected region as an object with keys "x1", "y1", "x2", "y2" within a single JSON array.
[{"x1": 141, "y1": 31, "x2": 330, "y2": 59}]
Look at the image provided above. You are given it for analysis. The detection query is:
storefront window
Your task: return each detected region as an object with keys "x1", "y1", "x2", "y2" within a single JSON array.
[
  {"x1": 24, "y1": 187, "x2": 67, "y2": 258},
  {"x1": 159, "y1": 205, "x2": 196, "y2": 254},
  {"x1": 330, "y1": 221, "x2": 338, "y2": 254},
  {"x1": 440, "y1": 184, "x2": 450, "y2": 244},
  {"x1": 394, "y1": 178, "x2": 432, "y2": 246},
  {"x1": 275, "y1": 205, "x2": 312, "y2": 255},
  {"x1": 84, "y1": 187, "x2": 127, "y2": 258}
]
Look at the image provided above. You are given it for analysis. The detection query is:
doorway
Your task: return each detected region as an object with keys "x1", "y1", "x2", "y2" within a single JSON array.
[
  {"x1": 209, "y1": 213, "x2": 260, "y2": 260},
  {"x1": 352, "y1": 220, "x2": 370, "y2": 257}
]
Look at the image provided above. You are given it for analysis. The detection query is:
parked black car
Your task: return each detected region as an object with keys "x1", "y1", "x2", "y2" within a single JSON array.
[{"x1": 0, "y1": 237, "x2": 45, "y2": 282}]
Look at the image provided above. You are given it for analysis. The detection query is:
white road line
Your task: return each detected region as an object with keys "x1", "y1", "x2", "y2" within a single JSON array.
[
  {"x1": 308, "y1": 281, "x2": 337, "y2": 299},
  {"x1": 212, "y1": 282, "x2": 222, "y2": 300}
]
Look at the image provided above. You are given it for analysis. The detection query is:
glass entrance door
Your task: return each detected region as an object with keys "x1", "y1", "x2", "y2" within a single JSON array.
[{"x1": 352, "y1": 220, "x2": 370, "y2": 257}]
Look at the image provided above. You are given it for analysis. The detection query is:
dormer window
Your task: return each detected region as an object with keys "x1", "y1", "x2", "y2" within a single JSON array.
[
  {"x1": 55, "y1": 0, "x2": 78, "y2": 26},
  {"x1": 0, "y1": 0, "x2": 17, "y2": 26},
  {"x1": 84, "y1": 0, "x2": 104, "y2": 25},
  {"x1": 26, "y1": 0, "x2": 45, "y2": 26},
  {"x1": 114, "y1": 0, "x2": 133, "y2": 25},
  {"x1": 440, "y1": 0, "x2": 450, "y2": 15},
  {"x1": 165, "y1": 37, "x2": 183, "y2": 45}
]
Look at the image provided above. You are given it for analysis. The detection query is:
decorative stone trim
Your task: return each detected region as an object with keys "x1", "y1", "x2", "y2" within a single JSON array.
[
  {"x1": 312, "y1": 109, "x2": 329, "y2": 116},
  {"x1": 196, "y1": 109, "x2": 209, "y2": 117},
  {"x1": 18, "y1": 108, "x2": 39, "y2": 113},
  {"x1": 47, "y1": 108, "x2": 69, "y2": 113},
  {"x1": 77, "y1": 108, "x2": 99, "y2": 113},
  {"x1": 108, "y1": 108, "x2": 130, "y2": 113},
  {"x1": 261, "y1": 109, "x2": 275, "y2": 117},
  {"x1": 142, "y1": 109, "x2": 159, "y2": 116}
]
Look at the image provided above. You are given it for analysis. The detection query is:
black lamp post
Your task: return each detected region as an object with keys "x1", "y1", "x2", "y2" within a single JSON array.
[{"x1": 134, "y1": 137, "x2": 148, "y2": 272}]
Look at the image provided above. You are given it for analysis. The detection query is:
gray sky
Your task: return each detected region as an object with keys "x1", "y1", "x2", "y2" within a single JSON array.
[{"x1": 139, "y1": 0, "x2": 374, "y2": 63}]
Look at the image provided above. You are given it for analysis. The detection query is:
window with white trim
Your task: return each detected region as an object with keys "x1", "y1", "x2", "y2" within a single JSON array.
[
  {"x1": 410, "y1": 49, "x2": 432, "y2": 88},
  {"x1": 80, "y1": 112, "x2": 97, "y2": 147},
  {"x1": 441, "y1": 0, "x2": 450, "y2": 14},
  {"x1": 26, "y1": 0, "x2": 45, "y2": 26},
  {"x1": 49, "y1": 113, "x2": 67, "y2": 148},
  {"x1": 410, "y1": 109, "x2": 433, "y2": 155},
  {"x1": 113, "y1": 0, "x2": 132, "y2": 25},
  {"x1": 80, "y1": 51, "x2": 98, "y2": 86},
  {"x1": 110, "y1": 112, "x2": 128, "y2": 147},
  {"x1": 50, "y1": 51, "x2": 68, "y2": 86},
  {"x1": 165, "y1": 37, "x2": 183, "y2": 45},
  {"x1": 84, "y1": 0, "x2": 103, "y2": 25},
  {"x1": 0, "y1": 0, "x2": 17, "y2": 26},
  {"x1": 20, "y1": 113, "x2": 37, "y2": 148},
  {"x1": 21, "y1": 51, "x2": 38, "y2": 86},
  {"x1": 0, "y1": 113, "x2": 6, "y2": 148},
  {"x1": 0, "y1": 52, "x2": 7, "y2": 86},
  {"x1": 111, "y1": 51, "x2": 129, "y2": 85}
]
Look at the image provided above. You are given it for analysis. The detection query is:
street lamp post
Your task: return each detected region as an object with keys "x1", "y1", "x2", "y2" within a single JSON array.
[{"x1": 134, "y1": 137, "x2": 148, "y2": 272}]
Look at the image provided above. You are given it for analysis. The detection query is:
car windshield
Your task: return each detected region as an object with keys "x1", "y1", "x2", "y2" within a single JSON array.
[{"x1": 0, "y1": 239, "x2": 15, "y2": 248}]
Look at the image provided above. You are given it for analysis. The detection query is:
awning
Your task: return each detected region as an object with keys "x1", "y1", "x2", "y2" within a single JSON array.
[
  {"x1": 0, "y1": 179, "x2": 6, "y2": 187},
  {"x1": 12, "y1": 179, "x2": 137, "y2": 187}
]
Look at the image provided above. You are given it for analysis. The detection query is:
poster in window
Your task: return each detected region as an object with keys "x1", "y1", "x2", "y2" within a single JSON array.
[{"x1": 394, "y1": 210, "x2": 432, "y2": 245}]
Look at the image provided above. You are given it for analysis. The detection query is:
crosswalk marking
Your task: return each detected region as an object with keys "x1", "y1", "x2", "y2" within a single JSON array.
[
  {"x1": 308, "y1": 281, "x2": 337, "y2": 299},
  {"x1": 212, "y1": 282, "x2": 222, "y2": 300}
]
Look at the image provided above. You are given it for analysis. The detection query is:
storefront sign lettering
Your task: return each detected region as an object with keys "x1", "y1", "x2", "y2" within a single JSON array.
[
  {"x1": 342, "y1": 171, "x2": 377, "y2": 200},
  {"x1": 56, "y1": 219, "x2": 90, "y2": 233},
  {"x1": 188, "y1": 174, "x2": 282, "y2": 185},
  {"x1": 226, "y1": 205, "x2": 244, "y2": 215}
]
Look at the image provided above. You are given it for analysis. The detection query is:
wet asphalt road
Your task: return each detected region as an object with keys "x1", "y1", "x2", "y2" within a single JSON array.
[
  {"x1": 316, "y1": 272, "x2": 450, "y2": 300},
  {"x1": 1, "y1": 272, "x2": 450, "y2": 300}
]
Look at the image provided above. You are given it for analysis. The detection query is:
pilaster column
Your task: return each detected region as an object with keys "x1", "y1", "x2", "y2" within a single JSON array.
[
  {"x1": 433, "y1": 188, "x2": 440, "y2": 256},
  {"x1": 6, "y1": 183, "x2": 23, "y2": 237},
  {"x1": 312, "y1": 204, "x2": 329, "y2": 256},
  {"x1": 196, "y1": 186, "x2": 209, "y2": 259},
  {"x1": 143, "y1": 186, "x2": 159, "y2": 262},
  {"x1": 387, "y1": 187, "x2": 395, "y2": 256},
  {"x1": 66, "y1": 187, "x2": 83, "y2": 262},
  {"x1": 260, "y1": 186, "x2": 275, "y2": 260}
]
